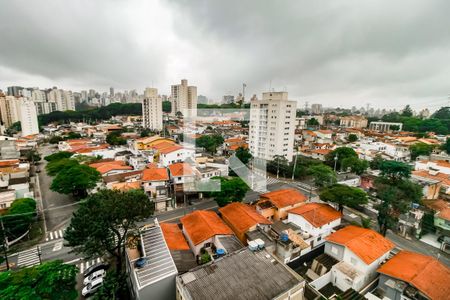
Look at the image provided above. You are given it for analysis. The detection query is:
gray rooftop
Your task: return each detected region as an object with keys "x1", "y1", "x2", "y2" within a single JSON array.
[
  {"x1": 217, "y1": 235, "x2": 243, "y2": 254},
  {"x1": 179, "y1": 248, "x2": 304, "y2": 300},
  {"x1": 132, "y1": 224, "x2": 178, "y2": 289}
]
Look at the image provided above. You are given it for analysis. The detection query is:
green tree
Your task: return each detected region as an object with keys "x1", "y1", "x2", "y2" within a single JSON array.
[
  {"x1": 341, "y1": 157, "x2": 369, "y2": 175},
  {"x1": 92, "y1": 271, "x2": 128, "y2": 300},
  {"x1": 48, "y1": 136, "x2": 64, "y2": 144},
  {"x1": 347, "y1": 134, "x2": 358, "y2": 142},
  {"x1": 211, "y1": 177, "x2": 249, "y2": 207},
  {"x1": 379, "y1": 160, "x2": 411, "y2": 181},
  {"x1": 444, "y1": 138, "x2": 450, "y2": 154},
  {"x1": 162, "y1": 101, "x2": 171, "y2": 113},
  {"x1": 46, "y1": 158, "x2": 79, "y2": 176},
  {"x1": 307, "y1": 118, "x2": 319, "y2": 126},
  {"x1": 267, "y1": 155, "x2": 290, "y2": 178},
  {"x1": 308, "y1": 164, "x2": 337, "y2": 187},
  {"x1": 140, "y1": 128, "x2": 151, "y2": 137},
  {"x1": 319, "y1": 184, "x2": 368, "y2": 212},
  {"x1": 326, "y1": 147, "x2": 358, "y2": 171},
  {"x1": 409, "y1": 142, "x2": 433, "y2": 160},
  {"x1": 65, "y1": 132, "x2": 82, "y2": 139},
  {"x1": 106, "y1": 131, "x2": 127, "y2": 145},
  {"x1": 64, "y1": 189, "x2": 154, "y2": 273},
  {"x1": 235, "y1": 147, "x2": 252, "y2": 165},
  {"x1": 0, "y1": 260, "x2": 78, "y2": 300},
  {"x1": 369, "y1": 154, "x2": 385, "y2": 170},
  {"x1": 431, "y1": 106, "x2": 450, "y2": 120},
  {"x1": 401, "y1": 105, "x2": 413, "y2": 117},
  {"x1": 50, "y1": 164, "x2": 101, "y2": 197},
  {"x1": 2, "y1": 198, "x2": 36, "y2": 239},
  {"x1": 375, "y1": 177, "x2": 422, "y2": 236},
  {"x1": 44, "y1": 151, "x2": 74, "y2": 162},
  {"x1": 196, "y1": 134, "x2": 224, "y2": 154},
  {"x1": 24, "y1": 149, "x2": 41, "y2": 163}
]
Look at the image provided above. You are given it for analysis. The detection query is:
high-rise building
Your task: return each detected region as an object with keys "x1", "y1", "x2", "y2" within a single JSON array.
[
  {"x1": 110, "y1": 87, "x2": 114, "y2": 97},
  {"x1": 222, "y1": 95, "x2": 234, "y2": 104},
  {"x1": 7, "y1": 86, "x2": 23, "y2": 97},
  {"x1": 311, "y1": 103, "x2": 322, "y2": 114},
  {"x1": 170, "y1": 79, "x2": 197, "y2": 117},
  {"x1": 47, "y1": 88, "x2": 75, "y2": 111},
  {"x1": 249, "y1": 91, "x2": 296, "y2": 162},
  {"x1": 142, "y1": 88, "x2": 163, "y2": 131},
  {"x1": 31, "y1": 89, "x2": 57, "y2": 115},
  {"x1": 0, "y1": 94, "x2": 21, "y2": 128},
  {"x1": 198, "y1": 95, "x2": 208, "y2": 105},
  {"x1": 19, "y1": 99, "x2": 39, "y2": 136}
]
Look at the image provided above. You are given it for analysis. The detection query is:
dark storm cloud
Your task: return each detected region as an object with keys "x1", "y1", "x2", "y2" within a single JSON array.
[{"x1": 0, "y1": 0, "x2": 449, "y2": 109}]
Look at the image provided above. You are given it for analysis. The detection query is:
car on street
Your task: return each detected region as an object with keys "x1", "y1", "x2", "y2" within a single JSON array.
[
  {"x1": 83, "y1": 269, "x2": 106, "y2": 285},
  {"x1": 83, "y1": 262, "x2": 109, "y2": 277},
  {"x1": 82, "y1": 277, "x2": 103, "y2": 297}
]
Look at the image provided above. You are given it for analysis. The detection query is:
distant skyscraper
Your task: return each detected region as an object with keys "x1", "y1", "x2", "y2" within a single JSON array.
[
  {"x1": 47, "y1": 88, "x2": 75, "y2": 111},
  {"x1": 110, "y1": 87, "x2": 114, "y2": 97},
  {"x1": 170, "y1": 79, "x2": 197, "y2": 117},
  {"x1": 32, "y1": 89, "x2": 57, "y2": 115},
  {"x1": 222, "y1": 95, "x2": 234, "y2": 104},
  {"x1": 249, "y1": 91, "x2": 296, "y2": 162},
  {"x1": 7, "y1": 86, "x2": 23, "y2": 97},
  {"x1": 198, "y1": 95, "x2": 208, "y2": 105},
  {"x1": 311, "y1": 103, "x2": 322, "y2": 114},
  {"x1": 142, "y1": 88, "x2": 163, "y2": 131},
  {"x1": 19, "y1": 99, "x2": 39, "y2": 136}
]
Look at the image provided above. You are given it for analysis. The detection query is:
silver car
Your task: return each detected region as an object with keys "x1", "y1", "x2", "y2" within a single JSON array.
[
  {"x1": 83, "y1": 269, "x2": 106, "y2": 286},
  {"x1": 82, "y1": 277, "x2": 103, "y2": 297}
]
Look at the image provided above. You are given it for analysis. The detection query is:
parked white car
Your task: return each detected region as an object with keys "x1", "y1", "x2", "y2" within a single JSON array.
[
  {"x1": 82, "y1": 277, "x2": 103, "y2": 297},
  {"x1": 83, "y1": 269, "x2": 106, "y2": 285}
]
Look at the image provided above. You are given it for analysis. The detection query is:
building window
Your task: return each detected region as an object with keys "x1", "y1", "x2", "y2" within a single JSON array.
[{"x1": 350, "y1": 257, "x2": 357, "y2": 266}]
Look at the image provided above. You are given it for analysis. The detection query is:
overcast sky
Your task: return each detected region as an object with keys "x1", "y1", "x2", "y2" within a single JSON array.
[{"x1": 1, "y1": 0, "x2": 449, "y2": 110}]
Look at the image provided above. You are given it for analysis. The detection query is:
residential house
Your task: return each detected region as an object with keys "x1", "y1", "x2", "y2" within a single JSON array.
[
  {"x1": 168, "y1": 163, "x2": 197, "y2": 199},
  {"x1": 411, "y1": 170, "x2": 450, "y2": 199},
  {"x1": 256, "y1": 189, "x2": 308, "y2": 221},
  {"x1": 423, "y1": 199, "x2": 450, "y2": 252},
  {"x1": 310, "y1": 226, "x2": 394, "y2": 293},
  {"x1": 415, "y1": 160, "x2": 450, "y2": 175},
  {"x1": 314, "y1": 130, "x2": 333, "y2": 144},
  {"x1": 111, "y1": 181, "x2": 141, "y2": 192},
  {"x1": 288, "y1": 203, "x2": 342, "y2": 248},
  {"x1": 219, "y1": 202, "x2": 272, "y2": 244},
  {"x1": 180, "y1": 210, "x2": 241, "y2": 257},
  {"x1": 126, "y1": 220, "x2": 178, "y2": 300},
  {"x1": 157, "y1": 144, "x2": 195, "y2": 167},
  {"x1": 375, "y1": 251, "x2": 450, "y2": 300},
  {"x1": 310, "y1": 149, "x2": 331, "y2": 161},
  {"x1": 0, "y1": 189, "x2": 16, "y2": 209},
  {"x1": 340, "y1": 116, "x2": 368, "y2": 129},
  {"x1": 141, "y1": 167, "x2": 173, "y2": 212},
  {"x1": 89, "y1": 160, "x2": 133, "y2": 177},
  {"x1": 133, "y1": 136, "x2": 175, "y2": 151},
  {"x1": 176, "y1": 248, "x2": 305, "y2": 300}
]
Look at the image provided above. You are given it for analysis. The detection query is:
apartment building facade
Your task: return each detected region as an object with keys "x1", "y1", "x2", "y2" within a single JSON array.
[
  {"x1": 170, "y1": 79, "x2": 197, "y2": 117},
  {"x1": 142, "y1": 88, "x2": 163, "y2": 131}
]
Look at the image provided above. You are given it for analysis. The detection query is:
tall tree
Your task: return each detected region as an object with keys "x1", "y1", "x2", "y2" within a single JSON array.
[
  {"x1": 2, "y1": 198, "x2": 36, "y2": 239},
  {"x1": 44, "y1": 151, "x2": 74, "y2": 162},
  {"x1": 369, "y1": 154, "x2": 385, "y2": 170},
  {"x1": 235, "y1": 146, "x2": 252, "y2": 165},
  {"x1": 106, "y1": 131, "x2": 127, "y2": 145},
  {"x1": 64, "y1": 189, "x2": 154, "y2": 273},
  {"x1": 50, "y1": 164, "x2": 101, "y2": 197},
  {"x1": 196, "y1": 134, "x2": 224, "y2": 154},
  {"x1": 46, "y1": 158, "x2": 79, "y2": 176},
  {"x1": 341, "y1": 157, "x2": 369, "y2": 175},
  {"x1": 0, "y1": 260, "x2": 78, "y2": 300},
  {"x1": 401, "y1": 105, "x2": 413, "y2": 117},
  {"x1": 326, "y1": 147, "x2": 358, "y2": 171},
  {"x1": 319, "y1": 184, "x2": 368, "y2": 212},
  {"x1": 379, "y1": 160, "x2": 411, "y2": 181},
  {"x1": 308, "y1": 164, "x2": 336, "y2": 187},
  {"x1": 409, "y1": 142, "x2": 434, "y2": 160},
  {"x1": 211, "y1": 177, "x2": 249, "y2": 207},
  {"x1": 347, "y1": 134, "x2": 358, "y2": 142},
  {"x1": 162, "y1": 101, "x2": 172, "y2": 113},
  {"x1": 444, "y1": 138, "x2": 450, "y2": 154}
]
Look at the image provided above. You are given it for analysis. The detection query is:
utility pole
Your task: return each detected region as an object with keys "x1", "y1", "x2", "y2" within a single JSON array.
[
  {"x1": 292, "y1": 141, "x2": 298, "y2": 180},
  {"x1": 334, "y1": 154, "x2": 339, "y2": 172},
  {"x1": 0, "y1": 218, "x2": 10, "y2": 271},
  {"x1": 37, "y1": 245, "x2": 42, "y2": 264}
]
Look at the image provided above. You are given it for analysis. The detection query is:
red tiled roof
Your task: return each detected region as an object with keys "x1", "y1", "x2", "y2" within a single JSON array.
[
  {"x1": 159, "y1": 144, "x2": 183, "y2": 154},
  {"x1": 412, "y1": 170, "x2": 450, "y2": 186},
  {"x1": 89, "y1": 160, "x2": 124, "y2": 169},
  {"x1": 289, "y1": 203, "x2": 342, "y2": 227},
  {"x1": 0, "y1": 159, "x2": 20, "y2": 167},
  {"x1": 326, "y1": 225, "x2": 394, "y2": 264},
  {"x1": 142, "y1": 168, "x2": 169, "y2": 181},
  {"x1": 311, "y1": 149, "x2": 331, "y2": 155},
  {"x1": 219, "y1": 202, "x2": 271, "y2": 235},
  {"x1": 180, "y1": 210, "x2": 234, "y2": 245},
  {"x1": 260, "y1": 189, "x2": 307, "y2": 208},
  {"x1": 160, "y1": 223, "x2": 190, "y2": 251},
  {"x1": 111, "y1": 181, "x2": 141, "y2": 191},
  {"x1": 423, "y1": 199, "x2": 450, "y2": 221},
  {"x1": 168, "y1": 162, "x2": 195, "y2": 177},
  {"x1": 378, "y1": 251, "x2": 450, "y2": 300}
]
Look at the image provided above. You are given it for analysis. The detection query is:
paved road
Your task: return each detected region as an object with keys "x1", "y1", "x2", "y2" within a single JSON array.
[{"x1": 38, "y1": 145, "x2": 78, "y2": 232}]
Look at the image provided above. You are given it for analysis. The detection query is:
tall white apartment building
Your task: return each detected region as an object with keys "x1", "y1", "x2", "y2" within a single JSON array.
[
  {"x1": 47, "y1": 88, "x2": 75, "y2": 111},
  {"x1": 142, "y1": 88, "x2": 163, "y2": 131},
  {"x1": 0, "y1": 94, "x2": 21, "y2": 128},
  {"x1": 249, "y1": 91, "x2": 297, "y2": 162},
  {"x1": 19, "y1": 99, "x2": 39, "y2": 136},
  {"x1": 31, "y1": 89, "x2": 57, "y2": 115},
  {"x1": 170, "y1": 79, "x2": 197, "y2": 117}
]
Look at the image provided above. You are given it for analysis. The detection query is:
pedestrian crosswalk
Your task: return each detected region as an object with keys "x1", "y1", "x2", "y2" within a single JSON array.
[
  {"x1": 69, "y1": 257, "x2": 103, "y2": 274},
  {"x1": 17, "y1": 248, "x2": 40, "y2": 268},
  {"x1": 45, "y1": 228, "x2": 66, "y2": 241}
]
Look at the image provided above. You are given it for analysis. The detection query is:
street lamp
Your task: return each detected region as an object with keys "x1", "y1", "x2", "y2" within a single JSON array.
[{"x1": 333, "y1": 154, "x2": 339, "y2": 172}]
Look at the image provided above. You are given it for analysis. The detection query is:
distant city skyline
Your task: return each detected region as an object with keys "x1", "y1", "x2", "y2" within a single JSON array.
[{"x1": 1, "y1": 1, "x2": 449, "y2": 111}]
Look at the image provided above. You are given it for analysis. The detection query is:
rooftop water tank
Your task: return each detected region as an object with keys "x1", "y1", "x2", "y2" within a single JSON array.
[
  {"x1": 216, "y1": 248, "x2": 226, "y2": 256},
  {"x1": 255, "y1": 238, "x2": 265, "y2": 250},
  {"x1": 248, "y1": 240, "x2": 258, "y2": 251},
  {"x1": 280, "y1": 233, "x2": 289, "y2": 242}
]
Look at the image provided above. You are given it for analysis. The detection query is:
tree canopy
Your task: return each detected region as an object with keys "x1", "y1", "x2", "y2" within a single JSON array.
[
  {"x1": 46, "y1": 158, "x2": 79, "y2": 176},
  {"x1": 1, "y1": 198, "x2": 36, "y2": 239},
  {"x1": 326, "y1": 147, "x2": 358, "y2": 171},
  {"x1": 162, "y1": 101, "x2": 171, "y2": 113},
  {"x1": 319, "y1": 184, "x2": 368, "y2": 212},
  {"x1": 50, "y1": 164, "x2": 101, "y2": 197},
  {"x1": 409, "y1": 142, "x2": 434, "y2": 160},
  {"x1": 341, "y1": 156, "x2": 369, "y2": 175},
  {"x1": 379, "y1": 160, "x2": 411, "y2": 181},
  {"x1": 369, "y1": 154, "x2": 385, "y2": 170},
  {"x1": 235, "y1": 146, "x2": 252, "y2": 165},
  {"x1": 44, "y1": 151, "x2": 74, "y2": 162},
  {"x1": 64, "y1": 189, "x2": 154, "y2": 272},
  {"x1": 210, "y1": 177, "x2": 249, "y2": 207},
  {"x1": 347, "y1": 134, "x2": 358, "y2": 142},
  {"x1": 308, "y1": 164, "x2": 337, "y2": 187},
  {"x1": 196, "y1": 134, "x2": 224, "y2": 154},
  {"x1": 106, "y1": 130, "x2": 127, "y2": 145},
  {"x1": 0, "y1": 260, "x2": 78, "y2": 300},
  {"x1": 381, "y1": 108, "x2": 450, "y2": 135}
]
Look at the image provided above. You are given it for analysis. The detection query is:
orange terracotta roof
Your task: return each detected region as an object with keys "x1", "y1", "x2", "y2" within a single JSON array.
[
  {"x1": 111, "y1": 181, "x2": 141, "y2": 191},
  {"x1": 142, "y1": 168, "x2": 169, "y2": 181},
  {"x1": 89, "y1": 160, "x2": 125, "y2": 169},
  {"x1": 0, "y1": 159, "x2": 20, "y2": 167},
  {"x1": 152, "y1": 141, "x2": 176, "y2": 151},
  {"x1": 73, "y1": 144, "x2": 109, "y2": 153},
  {"x1": 326, "y1": 225, "x2": 394, "y2": 264},
  {"x1": 378, "y1": 251, "x2": 450, "y2": 300},
  {"x1": 318, "y1": 130, "x2": 333, "y2": 134},
  {"x1": 168, "y1": 162, "x2": 195, "y2": 177},
  {"x1": 158, "y1": 144, "x2": 183, "y2": 154},
  {"x1": 260, "y1": 189, "x2": 307, "y2": 208},
  {"x1": 229, "y1": 143, "x2": 248, "y2": 151},
  {"x1": 219, "y1": 202, "x2": 271, "y2": 235},
  {"x1": 436, "y1": 160, "x2": 450, "y2": 168},
  {"x1": 180, "y1": 210, "x2": 234, "y2": 245},
  {"x1": 311, "y1": 149, "x2": 331, "y2": 155},
  {"x1": 412, "y1": 170, "x2": 450, "y2": 186},
  {"x1": 289, "y1": 203, "x2": 342, "y2": 227},
  {"x1": 225, "y1": 137, "x2": 245, "y2": 143},
  {"x1": 160, "y1": 223, "x2": 190, "y2": 251},
  {"x1": 96, "y1": 164, "x2": 133, "y2": 175}
]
